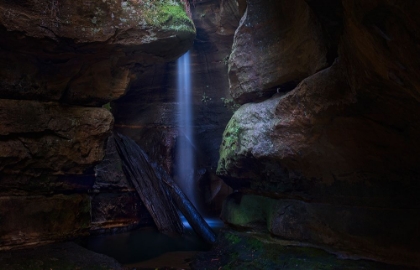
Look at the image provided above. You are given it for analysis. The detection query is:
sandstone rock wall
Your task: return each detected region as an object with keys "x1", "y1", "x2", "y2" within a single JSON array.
[
  {"x1": 0, "y1": 0, "x2": 195, "y2": 248},
  {"x1": 228, "y1": 0, "x2": 328, "y2": 104},
  {"x1": 218, "y1": 0, "x2": 420, "y2": 266}
]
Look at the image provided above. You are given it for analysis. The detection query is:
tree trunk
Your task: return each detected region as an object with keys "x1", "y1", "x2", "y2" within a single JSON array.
[
  {"x1": 114, "y1": 133, "x2": 216, "y2": 244},
  {"x1": 114, "y1": 133, "x2": 183, "y2": 235},
  {"x1": 156, "y1": 165, "x2": 217, "y2": 244}
]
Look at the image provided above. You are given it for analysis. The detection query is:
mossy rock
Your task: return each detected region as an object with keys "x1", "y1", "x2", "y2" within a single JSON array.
[{"x1": 191, "y1": 230, "x2": 414, "y2": 270}]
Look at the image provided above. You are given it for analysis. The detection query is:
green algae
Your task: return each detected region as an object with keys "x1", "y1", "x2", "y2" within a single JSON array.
[
  {"x1": 84, "y1": 0, "x2": 195, "y2": 39},
  {"x1": 118, "y1": 0, "x2": 194, "y2": 32},
  {"x1": 146, "y1": 1, "x2": 193, "y2": 31},
  {"x1": 192, "y1": 230, "x2": 415, "y2": 270},
  {"x1": 102, "y1": 102, "x2": 112, "y2": 111},
  {"x1": 217, "y1": 117, "x2": 242, "y2": 176}
]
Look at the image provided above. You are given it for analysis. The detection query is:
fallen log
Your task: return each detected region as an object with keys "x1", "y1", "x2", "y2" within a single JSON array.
[
  {"x1": 114, "y1": 133, "x2": 183, "y2": 235},
  {"x1": 156, "y1": 165, "x2": 217, "y2": 244},
  {"x1": 114, "y1": 133, "x2": 216, "y2": 244}
]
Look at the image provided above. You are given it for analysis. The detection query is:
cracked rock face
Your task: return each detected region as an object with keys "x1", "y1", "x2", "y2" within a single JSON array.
[{"x1": 218, "y1": 0, "x2": 420, "y2": 265}]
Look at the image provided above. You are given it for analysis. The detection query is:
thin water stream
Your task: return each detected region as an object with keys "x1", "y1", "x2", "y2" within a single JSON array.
[
  {"x1": 81, "y1": 52, "x2": 223, "y2": 268},
  {"x1": 176, "y1": 51, "x2": 197, "y2": 207}
]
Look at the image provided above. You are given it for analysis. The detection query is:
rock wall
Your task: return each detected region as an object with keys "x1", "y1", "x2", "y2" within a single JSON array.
[
  {"x1": 218, "y1": 0, "x2": 420, "y2": 266},
  {"x1": 0, "y1": 0, "x2": 195, "y2": 248}
]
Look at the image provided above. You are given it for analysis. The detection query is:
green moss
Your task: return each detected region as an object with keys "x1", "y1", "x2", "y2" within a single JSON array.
[
  {"x1": 225, "y1": 233, "x2": 241, "y2": 245},
  {"x1": 221, "y1": 97, "x2": 240, "y2": 112},
  {"x1": 222, "y1": 195, "x2": 276, "y2": 229},
  {"x1": 89, "y1": 0, "x2": 195, "y2": 37},
  {"x1": 102, "y1": 102, "x2": 112, "y2": 111},
  {"x1": 193, "y1": 230, "x2": 409, "y2": 270},
  {"x1": 202, "y1": 91, "x2": 212, "y2": 103},
  {"x1": 222, "y1": 119, "x2": 241, "y2": 150},
  {"x1": 217, "y1": 117, "x2": 242, "y2": 175},
  {"x1": 145, "y1": 1, "x2": 194, "y2": 32},
  {"x1": 118, "y1": 0, "x2": 195, "y2": 33}
]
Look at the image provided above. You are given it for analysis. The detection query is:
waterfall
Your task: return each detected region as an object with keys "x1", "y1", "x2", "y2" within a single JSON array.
[{"x1": 176, "y1": 51, "x2": 196, "y2": 207}]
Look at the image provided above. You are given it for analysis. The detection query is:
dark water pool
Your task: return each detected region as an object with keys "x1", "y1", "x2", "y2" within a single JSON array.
[{"x1": 81, "y1": 217, "x2": 224, "y2": 265}]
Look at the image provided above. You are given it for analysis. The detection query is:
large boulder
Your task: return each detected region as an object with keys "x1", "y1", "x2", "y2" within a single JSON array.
[
  {"x1": 220, "y1": 193, "x2": 420, "y2": 267},
  {"x1": 228, "y1": 0, "x2": 328, "y2": 104},
  {"x1": 0, "y1": 0, "x2": 195, "y2": 105},
  {"x1": 218, "y1": 0, "x2": 420, "y2": 265}
]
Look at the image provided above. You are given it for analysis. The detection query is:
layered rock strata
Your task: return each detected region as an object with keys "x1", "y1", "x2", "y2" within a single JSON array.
[{"x1": 0, "y1": 0, "x2": 195, "y2": 248}]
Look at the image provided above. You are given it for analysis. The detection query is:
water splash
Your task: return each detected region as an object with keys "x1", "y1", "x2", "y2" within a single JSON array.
[{"x1": 176, "y1": 51, "x2": 196, "y2": 206}]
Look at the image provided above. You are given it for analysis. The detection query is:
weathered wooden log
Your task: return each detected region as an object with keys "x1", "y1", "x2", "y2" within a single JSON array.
[
  {"x1": 114, "y1": 133, "x2": 183, "y2": 235},
  {"x1": 114, "y1": 133, "x2": 216, "y2": 244},
  {"x1": 156, "y1": 166, "x2": 217, "y2": 244}
]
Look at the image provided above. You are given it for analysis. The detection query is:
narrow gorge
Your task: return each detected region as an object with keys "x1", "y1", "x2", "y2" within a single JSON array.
[{"x1": 0, "y1": 0, "x2": 419, "y2": 269}]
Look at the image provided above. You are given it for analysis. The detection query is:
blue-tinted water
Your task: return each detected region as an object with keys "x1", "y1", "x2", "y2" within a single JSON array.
[
  {"x1": 82, "y1": 218, "x2": 224, "y2": 265},
  {"x1": 176, "y1": 51, "x2": 196, "y2": 206}
]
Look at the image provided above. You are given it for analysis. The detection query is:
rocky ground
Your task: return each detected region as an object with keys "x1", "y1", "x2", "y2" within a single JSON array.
[{"x1": 0, "y1": 242, "x2": 123, "y2": 270}]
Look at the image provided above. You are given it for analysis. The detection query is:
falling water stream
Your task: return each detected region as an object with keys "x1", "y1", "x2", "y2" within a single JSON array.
[
  {"x1": 176, "y1": 51, "x2": 196, "y2": 207},
  {"x1": 82, "y1": 52, "x2": 224, "y2": 268}
]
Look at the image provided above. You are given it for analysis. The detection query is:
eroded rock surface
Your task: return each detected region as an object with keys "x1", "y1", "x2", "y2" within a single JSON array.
[
  {"x1": 0, "y1": 0, "x2": 195, "y2": 248},
  {"x1": 0, "y1": 100, "x2": 109, "y2": 248},
  {"x1": 218, "y1": 0, "x2": 420, "y2": 265},
  {"x1": 0, "y1": 100, "x2": 113, "y2": 175},
  {"x1": 0, "y1": 0, "x2": 195, "y2": 105},
  {"x1": 228, "y1": 0, "x2": 328, "y2": 104}
]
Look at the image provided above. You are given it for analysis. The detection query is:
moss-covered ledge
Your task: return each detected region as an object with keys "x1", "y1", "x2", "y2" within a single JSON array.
[{"x1": 0, "y1": 0, "x2": 195, "y2": 44}]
